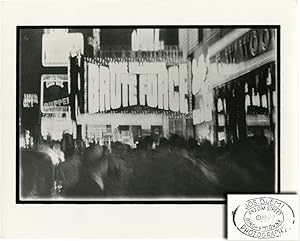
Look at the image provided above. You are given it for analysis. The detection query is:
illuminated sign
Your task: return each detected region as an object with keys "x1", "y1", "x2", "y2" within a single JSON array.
[
  {"x1": 209, "y1": 29, "x2": 275, "y2": 85},
  {"x1": 86, "y1": 62, "x2": 189, "y2": 114},
  {"x1": 86, "y1": 125, "x2": 112, "y2": 141},
  {"x1": 41, "y1": 117, "x2": 75, "y2": 140},
  {"x1": 42, "y1": 32, "x2": 84, "y2": 67},
  {"x1": 192, "y1": 55, "x2": 208, "y2": 95},
  {"x1": 131, "y1": 29, "x2": 163, "y2": 51},
  {"x1": 41, "y1": 75, "x2": 70, "y2": 114},
  {"x1": 23, "y1": 93, "x2": 38, "y2": 108}
]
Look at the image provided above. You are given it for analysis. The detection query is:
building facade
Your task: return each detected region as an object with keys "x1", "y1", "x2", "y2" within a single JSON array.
[
  {"x1": 179, "y1": 28, "x2": 277, "y2": 145},
  {"x1": 70, "y1": 28, "x2": 194, "y2": 147}
]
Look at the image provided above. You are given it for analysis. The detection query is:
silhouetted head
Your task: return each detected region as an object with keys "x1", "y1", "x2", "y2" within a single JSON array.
[
  {"x1": 111, "y1": 142, "x2": 125, "y2": 157},
  {"x1": 62, "y1": 133, "x2": 74, "y2": 155},
  {"x1": 82, "y1": 144, "x2": 108, "y2": 178}
]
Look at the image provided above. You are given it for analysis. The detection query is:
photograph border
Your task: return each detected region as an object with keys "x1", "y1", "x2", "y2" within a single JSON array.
[{"x1": 16, "y1": 25, "x2": 281, "y2": 204}]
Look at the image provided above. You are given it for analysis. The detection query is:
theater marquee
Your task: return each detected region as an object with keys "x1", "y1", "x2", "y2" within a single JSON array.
[{"x1": 85, "y1": 60, "x2": 190, "y2": 114}]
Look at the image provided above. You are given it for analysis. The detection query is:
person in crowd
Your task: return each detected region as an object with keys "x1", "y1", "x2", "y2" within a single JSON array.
[
  {"x1": 149, "y1": 138, "x2": 178, "y2": 196},
  {"x1": 52, "y1": 140, "x2": 65, "y2": 163},
  {"x1": 109, "y1": 142, "x2": 126, "y2": 173},
  {"x1": 75, "y1": 138, "x2": 86, "y2": 155},
  {"x1": 64, "y1": 144, "x2": 108, "y2": 198},
  {"x1": 61, "y1": 133, "x2": 74, "y2": 157},
  {"x1": 105, "y1": 142, "x2": 133, "y2": 197},
  {"x1": 125, "y1": 136, "x2": 156, "y2": 196},
  {"x1": 37, "y1": 138, "x2": 63, "y2": 166},
  {"x1": 169, "y1": 135, "x2": 221, "y2": 196},
  {"x1": 59, "y1": 135, "x2": 82, "y2": 195},
  {"x1": 137, "y1": 136, "x2": 153, "y2": 151},
  {"x1": 20, "y1": 149, "x2": 55, "y2": 199}
]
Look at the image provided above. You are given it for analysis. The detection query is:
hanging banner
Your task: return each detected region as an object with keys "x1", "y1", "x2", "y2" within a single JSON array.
[
  {"x1": 86, "y1": 61, "x2": 189, "y2": 115},
  {"x1": 41, "y1": 75, "x2": 70, "y2": 114}
]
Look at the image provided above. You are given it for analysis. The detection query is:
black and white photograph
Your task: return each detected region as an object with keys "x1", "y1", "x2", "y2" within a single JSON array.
[{"x1": 18, "y1": 27, "x2": 279, "y2": 202}]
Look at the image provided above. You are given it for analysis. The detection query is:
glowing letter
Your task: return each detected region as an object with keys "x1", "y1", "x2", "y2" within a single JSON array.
[
  {"x1": 99, "y1": 66, "x2": 110, "y2": 111},
  {"x1": 157, "y1": 67, "x2": 169, "y2": 110},
  {"x1": 110, "y1": 72, "x2": 121, "y2": 109},
  {"x1": 88, "y1": 63, "x2": 100, "y2": 113},
  {"x1": 147, "y1": 74, "x2": 158, "y2": 108},
  {"x1": 129, "y1": 74, "x2": 138, "y2": 106},
  {"x1": 168, "y1": 66, "x2": 179, "y2": 112}
]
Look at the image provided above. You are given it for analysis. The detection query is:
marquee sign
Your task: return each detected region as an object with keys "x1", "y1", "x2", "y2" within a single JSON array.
[
  {"x1": 85, "y1": 60, "x2": 190, "y2": 115},
  {"x1": 40, "y1": 75, "x2": 70, "y2": 114}
]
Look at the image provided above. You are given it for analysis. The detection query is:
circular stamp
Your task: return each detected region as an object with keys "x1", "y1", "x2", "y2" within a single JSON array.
[{"x1": 232, "y1": 197, "x2": 295, "y2": 239}]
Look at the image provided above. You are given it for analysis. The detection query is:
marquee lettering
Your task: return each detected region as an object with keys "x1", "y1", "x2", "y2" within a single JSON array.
[
  {"x1": 99, "y1": 66, "x2": 110, "y2": 112},
  {"x1": 121, "y1": 73, "x2": 129, "y2": 107},
  {"x1": 168, "y1": 66, "x2": 180, "y2": 112},
  {"x1": 129, "y1": 74, "x2": 138, "y2": 106},
  {"x1": 88, "y1": 63, "x2": 100, "y2": 113},
  {"x1": 87, "y1": 62, "x2": 189, "y2": 114},
  {"x1": 157, "y1": 69, "x2": 169, "y2": 110},
  {"x1": 110, "y1": 72, "x2": 121, "y2": 109},
  {"x1": 147, "y1": 74, "x2": 158, "y2": 108}
]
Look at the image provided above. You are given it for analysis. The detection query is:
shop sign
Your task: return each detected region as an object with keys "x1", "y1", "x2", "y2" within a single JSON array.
[
  {"x1": 208, "y1": 28, "x2": 275, "y2": 87},
  {"x1": 86, "y1": 61, "x2": 189, "y2": 114},
  {"x1": 41, "y1": 75, "x2": 70, "y2": 113},
  {"x1": 211, "y1": 29, "x2": 274, "y2": 67},
  {"x1": 23, "y1": 93, "x2": 38, "y2": 108}
]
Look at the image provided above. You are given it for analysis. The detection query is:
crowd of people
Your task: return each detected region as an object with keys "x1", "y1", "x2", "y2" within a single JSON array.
[{"x1": 20, "y1": 133, "x2": 275, "y2": 200}]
